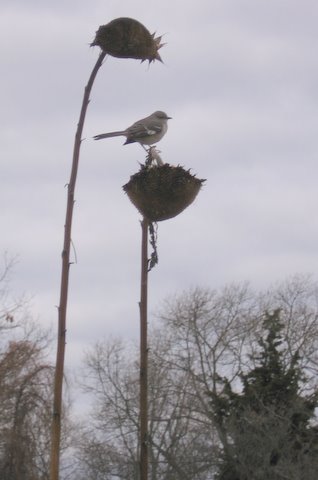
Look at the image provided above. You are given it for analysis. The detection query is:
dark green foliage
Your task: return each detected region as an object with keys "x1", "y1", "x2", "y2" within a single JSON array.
[{"x1": 209, "y1": 310, "x2": 318, "y2": 480}]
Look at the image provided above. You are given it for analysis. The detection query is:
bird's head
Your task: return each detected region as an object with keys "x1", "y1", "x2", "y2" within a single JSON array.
[{"x1": 154, "y1": 111, "x2": 172, "y2": 120}]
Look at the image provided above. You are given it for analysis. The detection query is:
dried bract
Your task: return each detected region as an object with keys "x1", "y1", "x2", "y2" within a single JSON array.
[
  {"x1": 123, "y1": 165, "x2": 205, "y2": 222},
  {"x1": 91, "y1": 17, "x2": 164, "y2": 63}
]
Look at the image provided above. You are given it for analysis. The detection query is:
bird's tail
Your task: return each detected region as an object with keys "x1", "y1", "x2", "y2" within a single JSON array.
[{"x1": 93, "y1": 131, "x2": 125, "y2": 140}]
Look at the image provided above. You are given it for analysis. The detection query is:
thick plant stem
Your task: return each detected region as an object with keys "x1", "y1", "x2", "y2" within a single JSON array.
[
  {"x1": 50, "y1": 51, "x2": 106, "y2": 480},
  {"x1": 139, "y1": 217, "x2": 149, "y2": 480}
]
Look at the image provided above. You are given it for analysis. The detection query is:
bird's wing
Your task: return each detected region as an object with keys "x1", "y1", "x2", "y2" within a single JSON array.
[{"x1": 128, "y1": 120, "x2": 163, "y2": 139}]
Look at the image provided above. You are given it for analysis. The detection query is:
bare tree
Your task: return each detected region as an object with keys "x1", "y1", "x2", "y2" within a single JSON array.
[
  {"x1": 0, "y1": 254, "x2": 26, "y2": 334},
  {"x1": 77, "y1": 276, "x2": 318, "y2": 479},
  {"x1": 77, "y1": 335, "x2": 218, "y2": 479},
  {"x1": 0, "y1": 254, "x2": 74, "y2": 480},
  {"x1": 0, "y1": 340, "x2": 51, "y2": 479},
  {"x1": 0, "y1": 327, "x2": 76, "y2": 480},
  {"x1": 77, "y1": 340, "x2": 140, "y2": 479}
]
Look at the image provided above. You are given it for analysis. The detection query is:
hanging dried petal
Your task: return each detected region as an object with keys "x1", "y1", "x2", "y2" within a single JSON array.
[{"x1": 91, "y1": 17, "x2": 164, "y2": 63}]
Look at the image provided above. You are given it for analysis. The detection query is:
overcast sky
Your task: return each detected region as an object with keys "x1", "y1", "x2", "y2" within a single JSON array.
[{"x1": 1, "y1": 0, "x2": 318, "y2": 391}]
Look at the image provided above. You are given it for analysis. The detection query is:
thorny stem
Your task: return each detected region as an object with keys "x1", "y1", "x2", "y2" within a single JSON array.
[{"x1": 50, "y1": 51, "x2": 106, "y2": 480}]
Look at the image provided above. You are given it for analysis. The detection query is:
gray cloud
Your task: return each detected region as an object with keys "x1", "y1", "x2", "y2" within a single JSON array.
[{"x1": 1, "y1": 1, "x2": 318, "y2": 380}]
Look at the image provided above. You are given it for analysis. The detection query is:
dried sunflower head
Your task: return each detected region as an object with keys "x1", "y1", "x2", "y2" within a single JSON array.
[
  {"x1": 91, "y1": 17, "x2": 164, "y2": 63},
  {"x1": 123, "y1": 164, "x2": 205, "y2": 221}
]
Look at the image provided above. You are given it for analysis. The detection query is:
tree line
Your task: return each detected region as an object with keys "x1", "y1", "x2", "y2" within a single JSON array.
[{"x1": 1, "y1": 260, "x2": 318, "y2": 479}]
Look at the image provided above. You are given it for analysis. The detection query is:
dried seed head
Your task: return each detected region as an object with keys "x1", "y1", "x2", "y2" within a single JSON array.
[
  {"x1": 123, "y1": 165, "x2": 205, "y2": 222},
  {"x1": 91, "y1": 17, "x2": 164, "y2": 63}
]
